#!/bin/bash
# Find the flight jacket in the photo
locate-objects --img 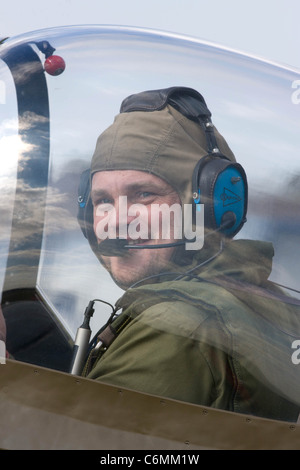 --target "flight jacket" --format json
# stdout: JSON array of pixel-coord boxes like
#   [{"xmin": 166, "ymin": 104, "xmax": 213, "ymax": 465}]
[{"xmin": 84, "ymin": 239, "xmax": 300, "ymax": 422}]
